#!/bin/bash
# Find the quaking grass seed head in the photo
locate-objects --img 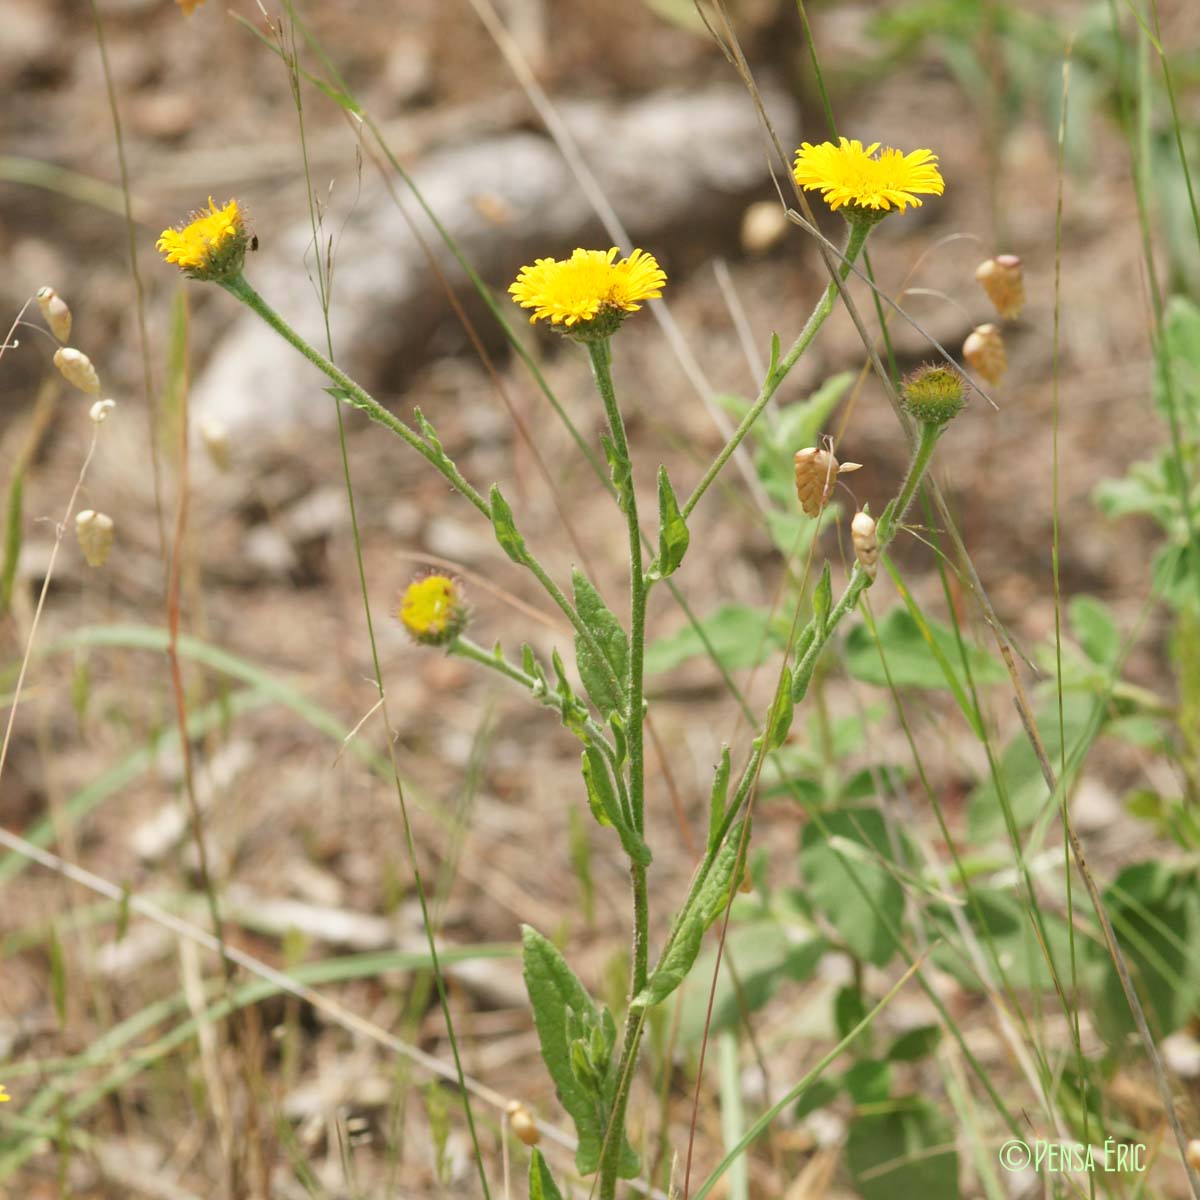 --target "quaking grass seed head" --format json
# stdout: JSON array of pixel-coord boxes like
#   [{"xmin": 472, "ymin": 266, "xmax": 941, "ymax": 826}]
[
  {"xmin": 851, "ymin": 510, "xmax": 879, "ymax": 580},
  {"xmin": 36, "ymin": 287, "xmax": 72, "ymax": 343},
  {"xmin": 963, "ymin": 323, "xmax": 1006, "ymax": 386},
  {"xmin": 900, "ymin": 364, "xmax": 968, "ymax": 427},
  {"xmin": 397, "ymin": 573, "xmax": 469, "ymax": 647},
  {"xmin": 76, "ymin": 510, "xmax": 115, "ymax": 567},
  {"xmin": 794, "ymin": 446, "xmax": 862, "ymax": 518},
  {"xmin": 975, "ymin": 254, "xmax": 1024, "ymax": 320},
  {"xmin": 508, "ymin": 247, "xmax": 666, "ymax": 342},
  {"xmin": 156, "ymin": 197, "xmax": 249, "ymax": 281},
  {"xmin": 53, "ymin": 347, "xmax": 101, "ymax": 395},
  {"xmin": 506, "ymin": 1101, "xmax": 540, "ymax": 1147}
]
